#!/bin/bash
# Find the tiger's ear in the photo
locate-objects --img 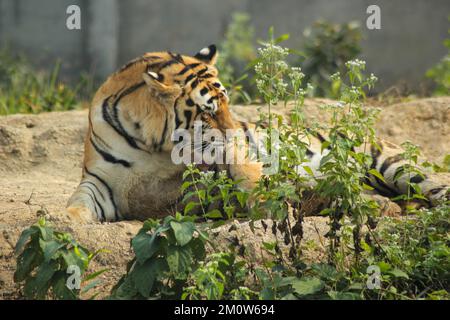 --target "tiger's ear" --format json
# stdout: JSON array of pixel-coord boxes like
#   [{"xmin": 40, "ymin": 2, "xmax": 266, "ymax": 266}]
[
  {"xmin": 194, "ymin": 44, "xmax": 218, "ymax": 65},
  {"xmin": 142, "ymin": 70, "xmax": 181, "ymax": 100}
]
